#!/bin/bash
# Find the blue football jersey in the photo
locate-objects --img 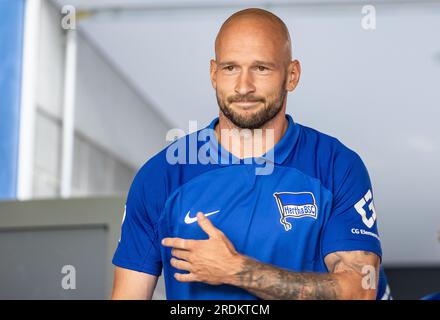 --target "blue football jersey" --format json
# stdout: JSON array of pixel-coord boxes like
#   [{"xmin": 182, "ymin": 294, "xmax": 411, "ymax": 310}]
[{"xmin": 112, "ymin": 114, "xmax": 392, "ymax": 300}]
